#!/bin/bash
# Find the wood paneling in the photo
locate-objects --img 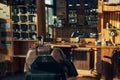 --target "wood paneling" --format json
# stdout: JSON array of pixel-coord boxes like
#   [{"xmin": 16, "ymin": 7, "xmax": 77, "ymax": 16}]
[{"xmin": 72, "ymin": 50, "xmax": 94, "ymax": 70}]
